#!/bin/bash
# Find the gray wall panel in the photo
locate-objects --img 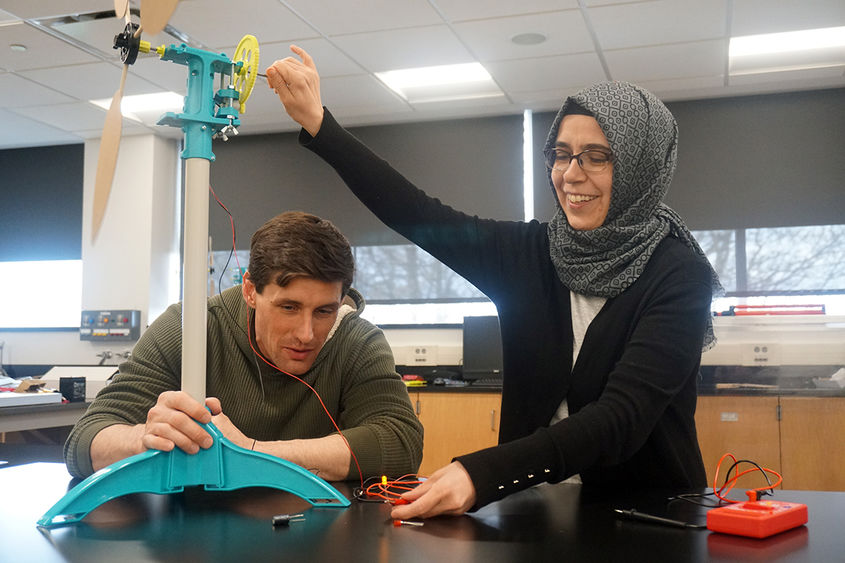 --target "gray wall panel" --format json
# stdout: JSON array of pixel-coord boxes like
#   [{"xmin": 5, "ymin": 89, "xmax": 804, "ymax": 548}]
[{"xmin": 208, "ymin": 114, "xmax": 524, "ymax": 250}]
